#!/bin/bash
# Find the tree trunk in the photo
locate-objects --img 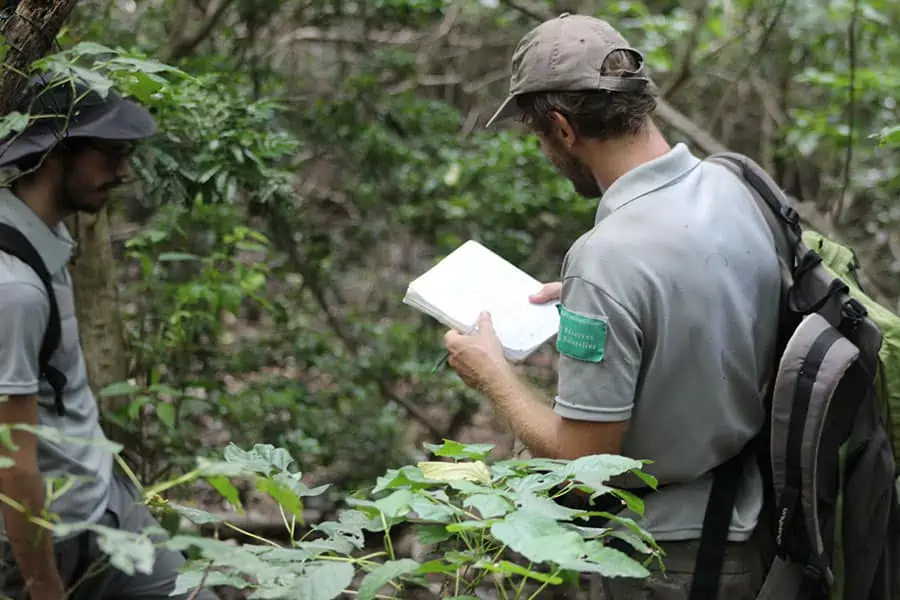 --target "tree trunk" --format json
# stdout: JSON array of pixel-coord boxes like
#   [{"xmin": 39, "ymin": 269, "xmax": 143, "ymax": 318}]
[
  {"xmin": 65, "ymin": 209, "xmax": 133, "ymax": 450},
  {"xmin": 0, "ymin": 0, "xmax": 80, "ymax": 113}
]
